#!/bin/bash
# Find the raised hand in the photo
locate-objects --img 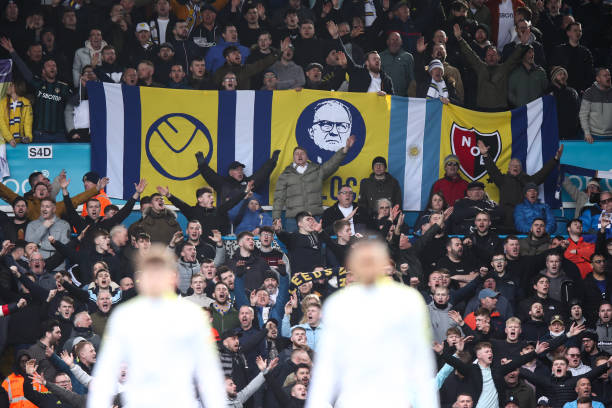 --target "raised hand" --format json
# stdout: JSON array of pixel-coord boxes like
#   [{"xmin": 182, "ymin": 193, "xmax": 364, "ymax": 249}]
[
  {"xmin": 46, "ymin": 289, "xmax": 57, "ymax": 303},
  {"xmin": 389, "ymin": 204, "xmax": 401, "ymax": 221},
  {"xmin": 170, "ymin": 231, "xmax": 184, "ymax": 247},
  {"xmin": 208, "ymin": 229, "xmax": 222, "ymax": 246},
  {"xmin": 29, "ymin": 371, "xmax": 46, "ymax": 386},
  {"xmin": 59, "ymin": 176, "xmax": 70, "ymax": 190},
  {"xmin": 250, "ymin": 290, "xmax": 258, "ymax": 306},
  {"xmin": 344, "ymin": 207, "xmax": 358, "ymax": 221},
  {"xmin": 416, "ymin": 36, "xmax": 427, "ymax": 53},
  {"xmin": 48, "ymin": 235, "xmax": 56, "ymax": 244},
  {"xmin": 343, "ymin": 134, "xmax": 356, "ymax": 152},
  {"xmin": 268, "ymin": 357, "xmax": 279, "ymax": 370},
  {"xmin": 535, "ymin": 341, "xmax": 550, "ymax": 354},
  {"xmin": 432, "ymin": 341, "xmax": 444, "ymax": 355},
  {"xmin": 453, "ymin": 23, "xmax": 462, "ymax": 39},
  {"xmin": 336, "ymin": 51, "xmax": 347, "ymax": 67},
  {"xmin": 456, "ymin": 335, "xmax": 473, "ymax": 352},
  {"xmin": 0, "ymin": 37, "xmax": 15, "ymax": 53},
  {"xmin": 17, "ymin": 298, "xmax": 27, "ymax": 308},
  {"xmin": 60, "ymin": 351, "xmax": 74, "ymax": 367},
  {"xmin": 443, "ymin": 206, "xmax": 454, "ymax": 221},
  {"xmin": 0, "ymin": 240, "xmax": 14, "ymax": 256},
  {"xmin": 477, "ymin": 140, "xmax": 489, "ymax": 156},
  {"xmin": 280, "ymin": 37, "xmax": 291, "ymax": 52},
  {"xmin": 448, "ymin": 310, "xmax": 463, "ymax": 325},
  {"xmin": 327, "ymin": 21, "xmax": 339, "ymax": 39},
  {"xmin": 313, "ymin": 219, "xmax": 323, "ymax": 233},
  {"xmin": 97, "ymin": 177, "xmax": 110, "ymax": 191},
  {"xmin": 255, "ymin": 356, "xmax": 267, "ymax": 371},
  {"xmin": 273, "ymin": 218, "xmax": 282, "ymax": 232},
  {"xmin": 567, "ymin": 322, "xmax": 585, "ymax": 338},
  {"xmin": 134, "ymin": 179, "xmax": 147, "ymax": 195},
  {"xmin": 77, "ymin": 224, "xmax": 90, "ymax": 242},
  {"xmin": 245, "ymin": 180, "xmax": 255, "ymax": 193},
  {"xmin": 284, "ymin": 300, "xmax": 294, "ymax": 316},
  {"xmin": 9, "ymin": 266, "xmax": 21, "ymax": 278},
  {"xmin": 156, "ymin": 185, "xmax": 170, "ymax": 197}
]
